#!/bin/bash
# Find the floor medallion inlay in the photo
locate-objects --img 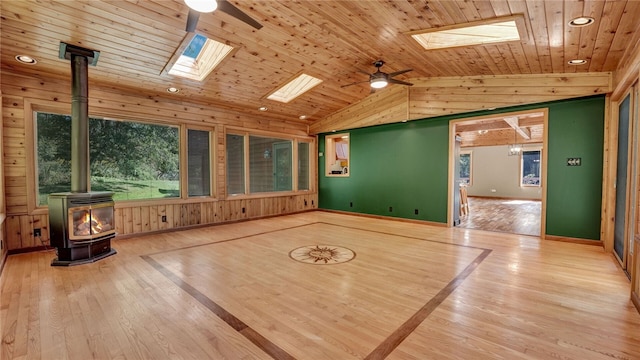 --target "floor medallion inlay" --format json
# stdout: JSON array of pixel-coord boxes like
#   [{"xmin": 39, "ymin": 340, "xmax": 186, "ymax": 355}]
[{"xmin": 289, "ymin": 245, "xmax": 355, "ymax": 264}]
